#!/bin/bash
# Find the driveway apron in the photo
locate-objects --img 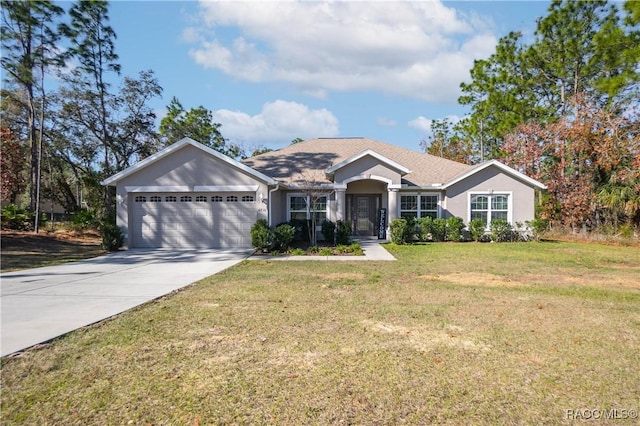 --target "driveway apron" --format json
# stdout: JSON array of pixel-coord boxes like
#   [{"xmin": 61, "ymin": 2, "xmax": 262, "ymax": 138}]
[{"xmin": 0, "ymin": 249, "xmax": 252, "ymax": 357}]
